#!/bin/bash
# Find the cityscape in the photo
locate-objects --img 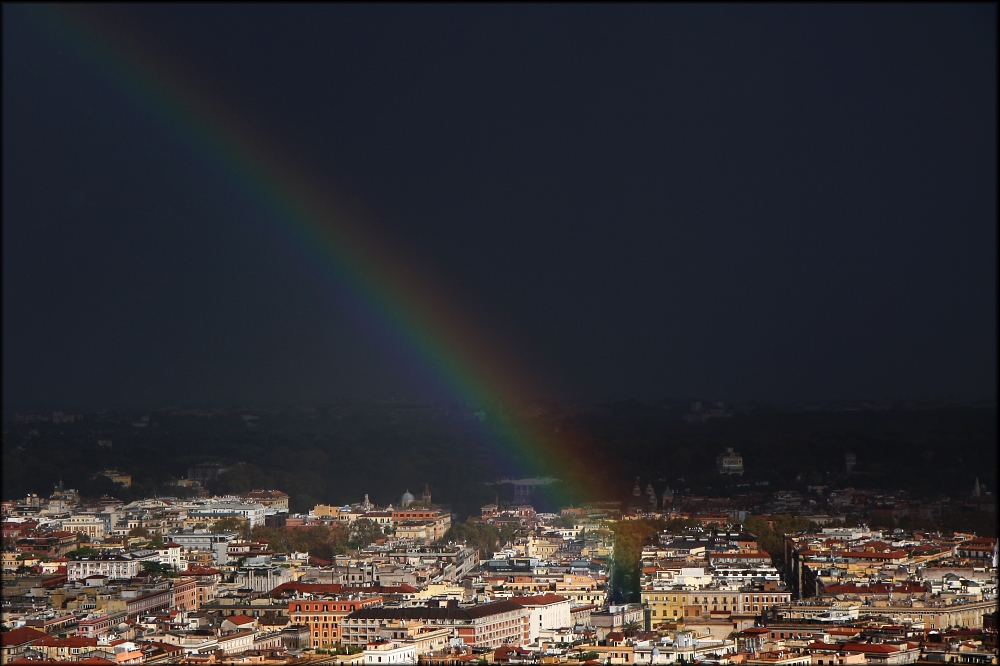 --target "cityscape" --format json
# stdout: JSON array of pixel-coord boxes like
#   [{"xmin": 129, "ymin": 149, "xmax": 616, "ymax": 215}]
[
  {"xmin": 1, "ymin": 401, "xmax": 995, "ymax": 664},
  {"xmin": 3, "ymin": 4, "xmax": 996, "ymax": 666}
]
